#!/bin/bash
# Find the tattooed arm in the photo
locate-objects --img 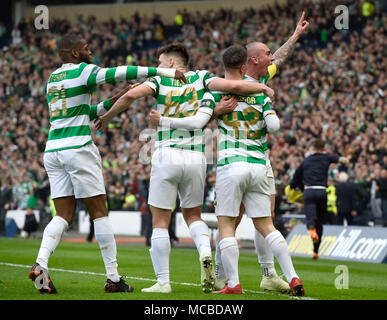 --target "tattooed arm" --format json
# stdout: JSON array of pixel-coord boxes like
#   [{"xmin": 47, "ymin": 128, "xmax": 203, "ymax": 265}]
[{"xmin": 273, "ymin": 11, "xmax": 309, "ymax": 69}]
